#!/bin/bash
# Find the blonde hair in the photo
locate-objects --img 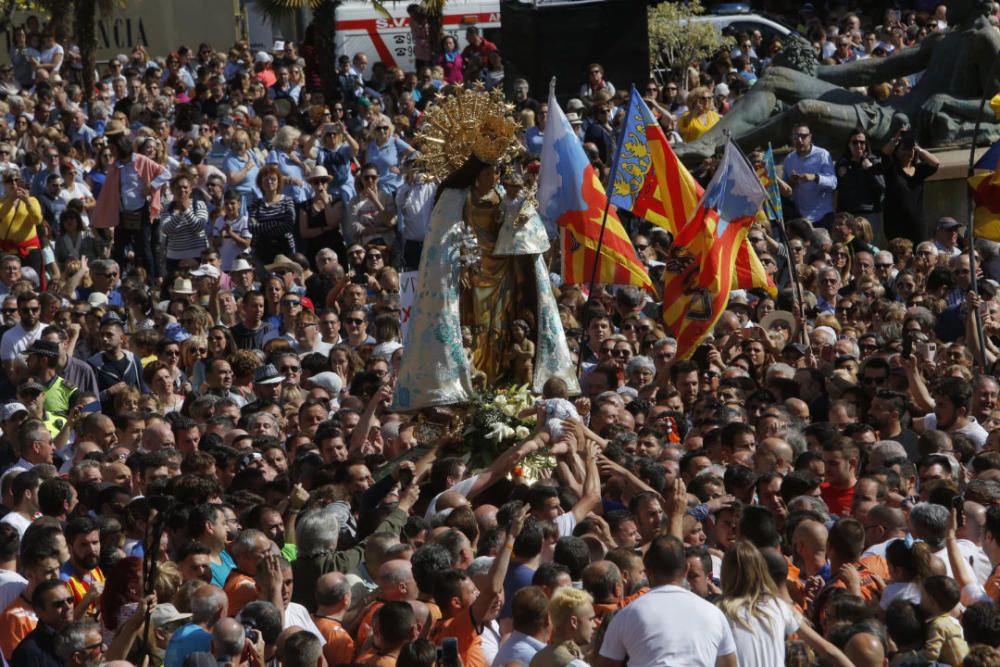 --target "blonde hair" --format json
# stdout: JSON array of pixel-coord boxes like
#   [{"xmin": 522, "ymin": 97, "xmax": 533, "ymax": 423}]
[
  {"xmin": 549, "ymin": 587, "xmax": 592, "ymax": 628},
  {"xmin": 718, "ymin": 541, "xmax": 780, "ymax": 631}
]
